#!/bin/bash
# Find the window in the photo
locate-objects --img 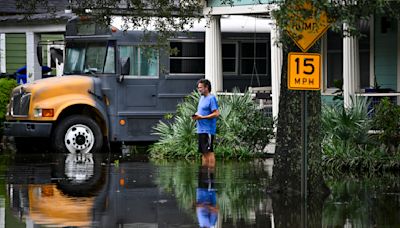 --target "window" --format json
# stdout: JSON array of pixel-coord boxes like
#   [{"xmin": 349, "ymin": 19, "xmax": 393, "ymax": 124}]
[
  {"xmin": 240, "ymin": 42, "xmax": 269, "ymax": 75},
  {"xmin": 64, "ymin": 41, "xmax": 115, "ymax": 75},
  {"xmin": 326, "ymin": 30, "xmax": 343, "ymax": 88},
  {"xmin": 325, "ymin": 24, "xmax": 370, "ymax": 90},
  {"xmin": 359, "ymin": 21, "xmax": 370, "ymax": 89},
  {"xmin": 222, "ymin": 43, "xmax": 237, "ymax": 74},
  {"xmin": 119, "ymin": 46, "xmax": 159, "ymax": 77},
  {"xmin": 170, "ymin": 42, "xmax": 205, "ymax": 74}
]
